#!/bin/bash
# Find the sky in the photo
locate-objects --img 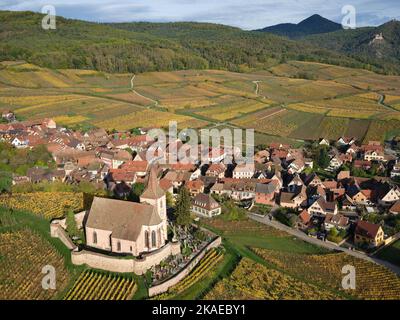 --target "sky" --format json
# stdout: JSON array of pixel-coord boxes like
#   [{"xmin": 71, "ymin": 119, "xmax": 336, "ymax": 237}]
[{"xmin": 0, "ymin": 0, "xmax": 398, "ymax": 29}]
